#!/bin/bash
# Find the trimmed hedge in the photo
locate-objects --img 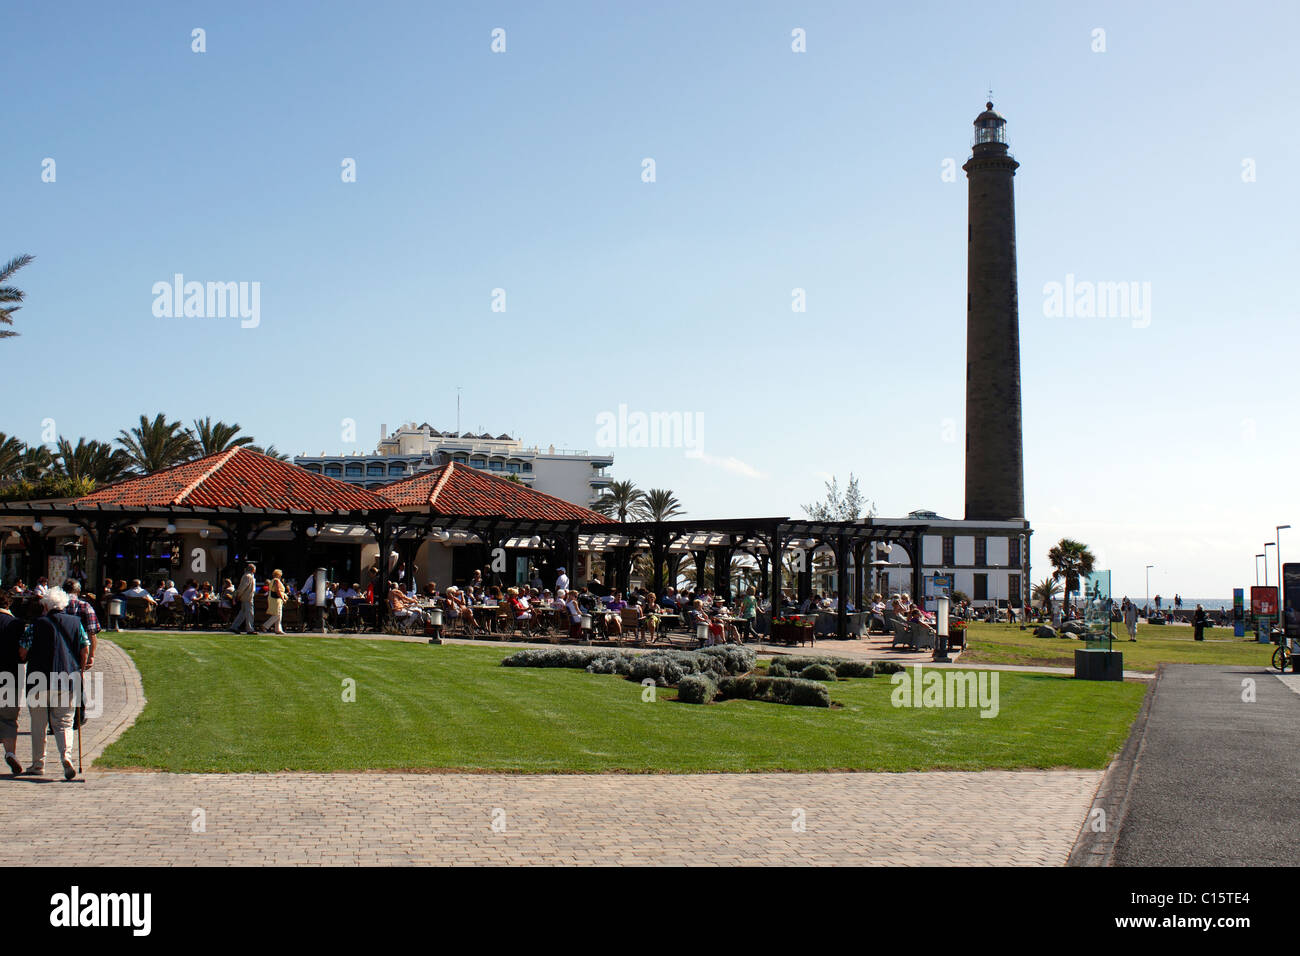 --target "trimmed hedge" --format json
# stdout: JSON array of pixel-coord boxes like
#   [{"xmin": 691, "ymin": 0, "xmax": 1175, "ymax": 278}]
[
  {"xmin": 677, "ymin": 673, "xmax": 718, "ymax": 704},
  {"xmin": 873, "ymin": 661, "xmax": 905, "ymax": 675},
  {"xmin": 717, "ymin": 676, "xmax": 830, "ymax": 708},
  {"xmin": 501, "ymin": 648, "xmax": 615, "ymax": 669},
  {"xmin": 798, "ymin": 663, "xmax": 838, "ymax": 682},
  {"xmin": 772, "ymin": 656, "xmax": 876, "ymax": 679}
]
